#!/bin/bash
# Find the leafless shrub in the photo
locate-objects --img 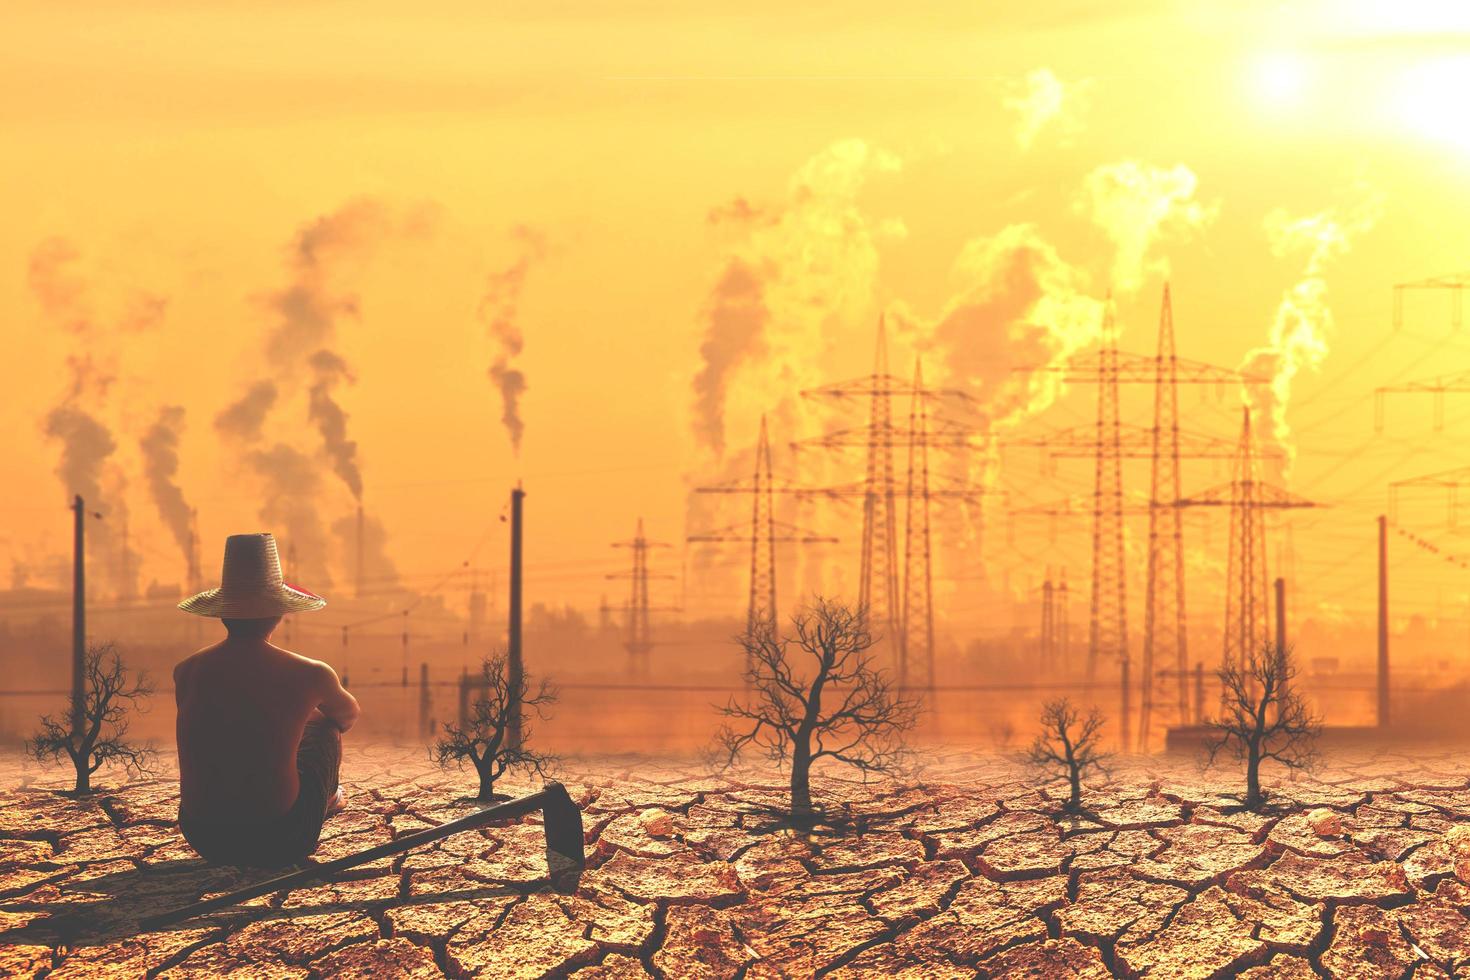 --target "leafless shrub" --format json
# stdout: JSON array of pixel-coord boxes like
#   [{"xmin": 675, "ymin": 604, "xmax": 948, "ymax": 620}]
[
  {"xmin": 1025, "ymin": 697, "xmax": 1108, "ymax": 813},
  {"xmin": 432, "ymin": 653, "xmax": 557, "ymax": 801},
  {"xmin": 1205, "ymin": 643, "xmax": 1321, "ymax": 811},
  {"xmin": 712, "ymin": 597, "xmax": 921, "ymax": 824},
  {"xmin": 29, "ymin": 642, "xmax": 155, "ymax": 794}
]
